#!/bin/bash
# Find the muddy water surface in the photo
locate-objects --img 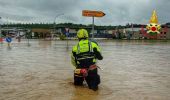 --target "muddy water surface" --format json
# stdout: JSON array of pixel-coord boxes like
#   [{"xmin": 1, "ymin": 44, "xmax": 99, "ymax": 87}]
[{"xmin": 0, "ymin": 40, "xmax": 170, "ymax": 100}]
